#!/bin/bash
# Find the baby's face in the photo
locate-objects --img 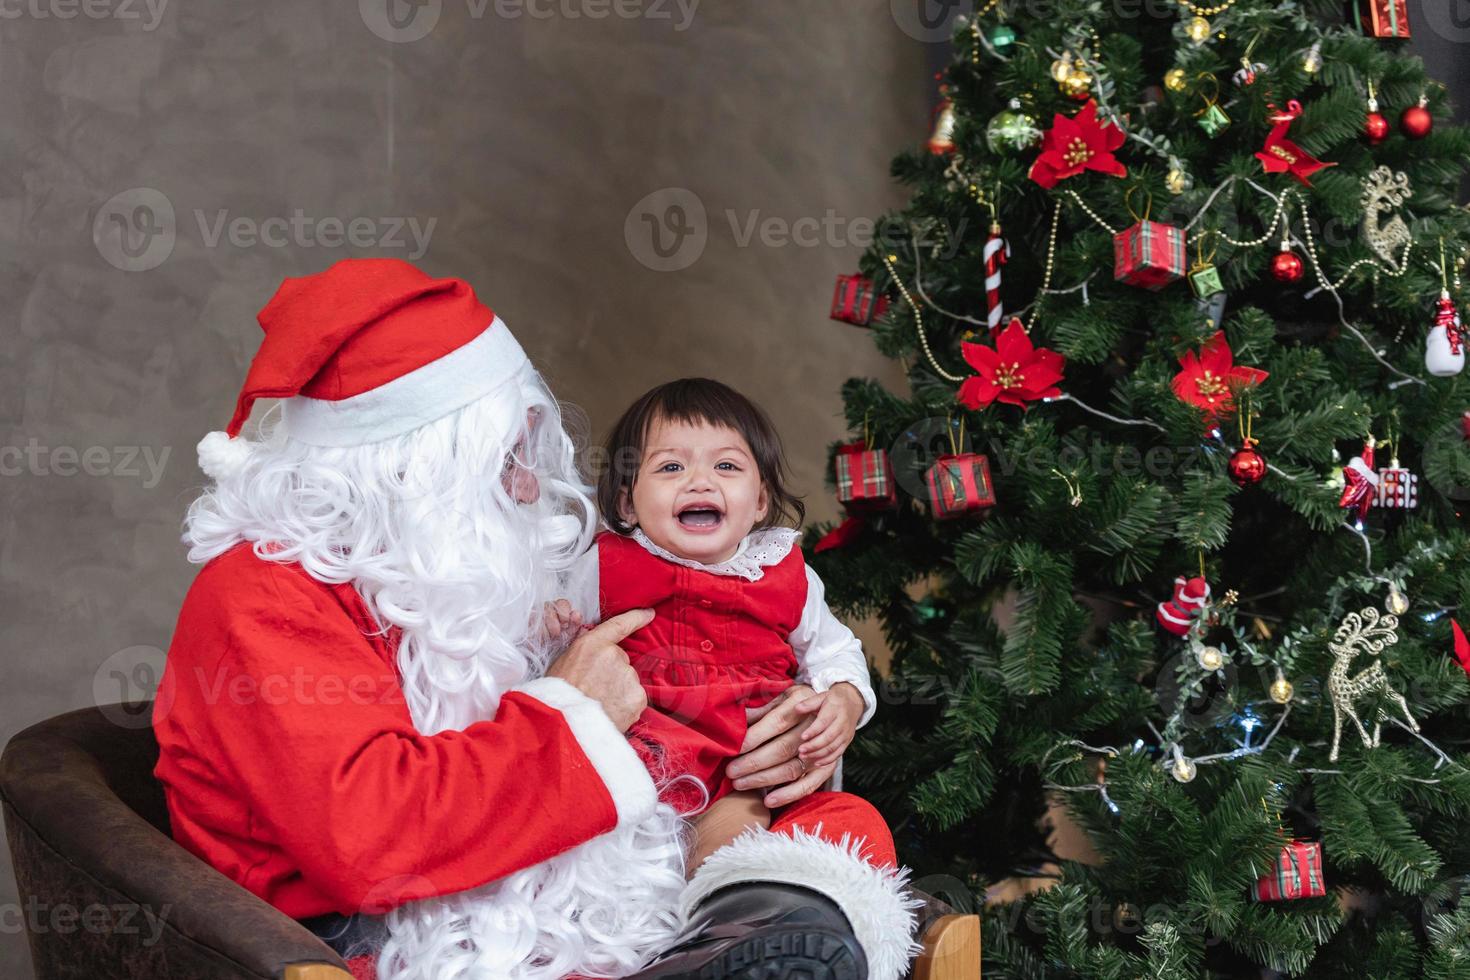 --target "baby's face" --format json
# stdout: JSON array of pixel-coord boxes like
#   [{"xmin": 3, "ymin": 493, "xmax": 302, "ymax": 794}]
[{"xmin": 620, "ymin": 417, "xmax": 769, "ymax": 564}]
